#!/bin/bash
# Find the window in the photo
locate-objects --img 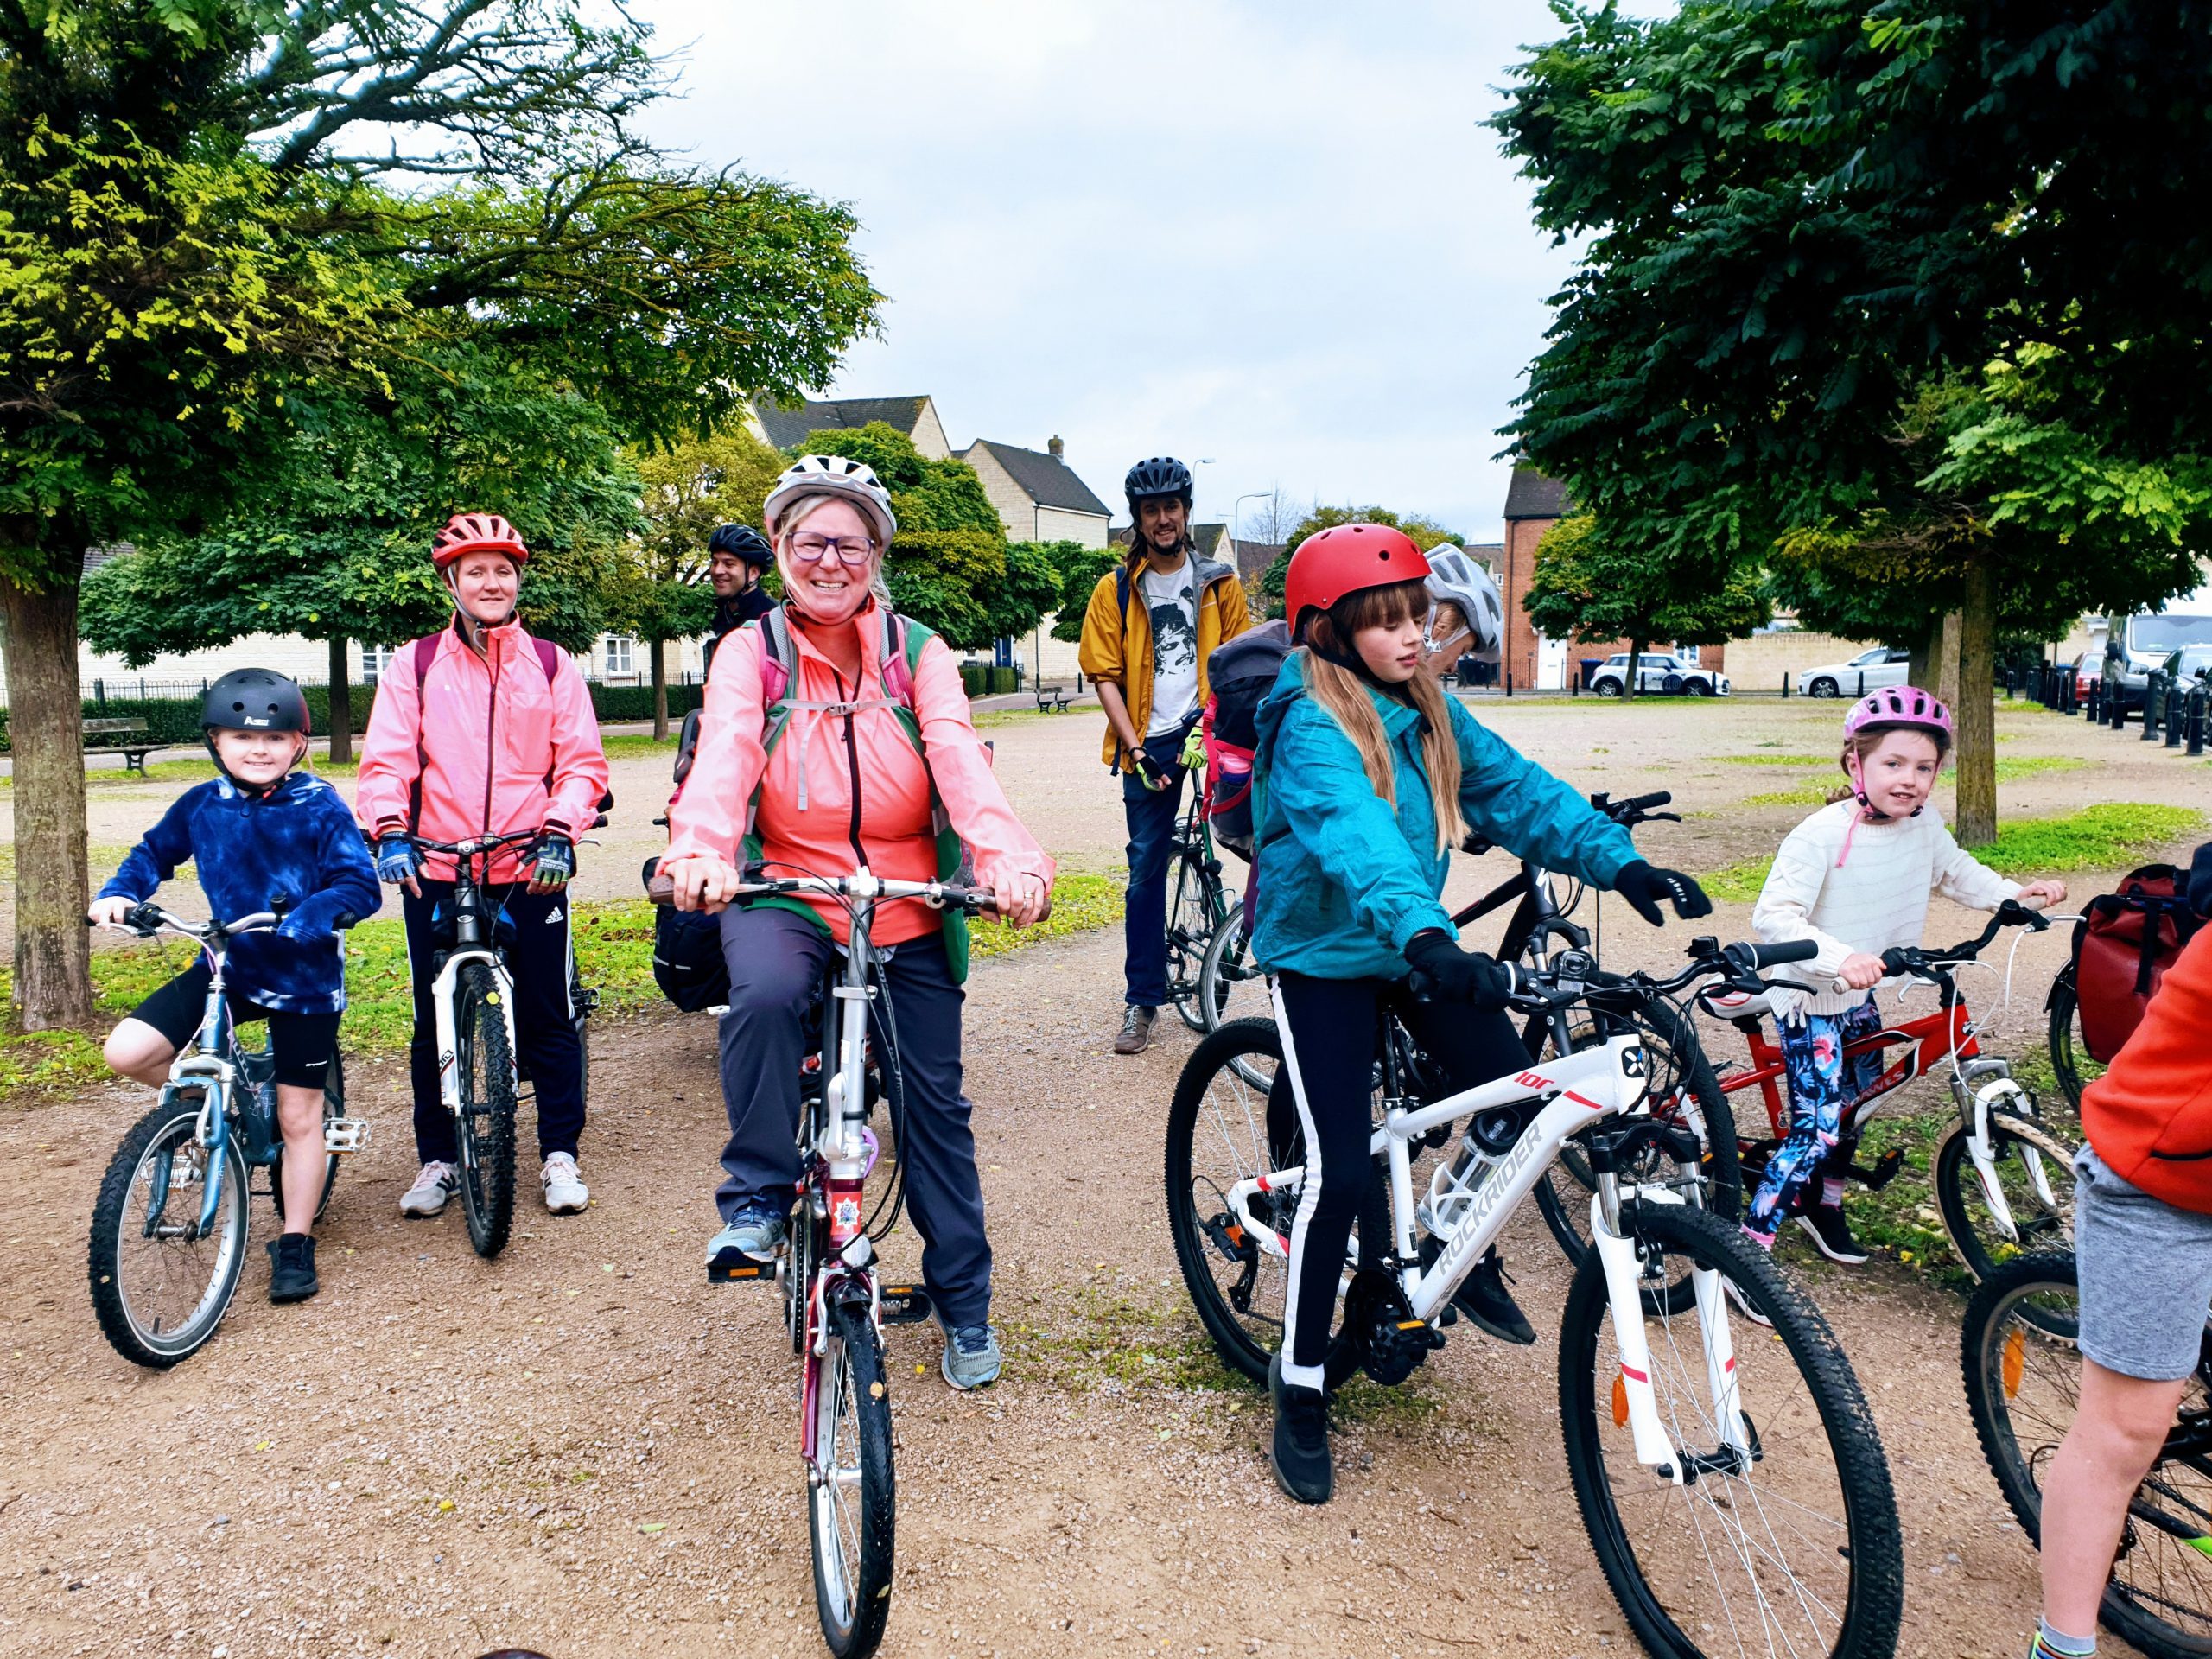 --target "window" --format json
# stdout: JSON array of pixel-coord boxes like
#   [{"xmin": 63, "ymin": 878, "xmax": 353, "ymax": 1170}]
[
  {"xmin": 1851, "ymin": 648, "xmax": 1888, "ymax": 666},
  {"xmin": 361, "ymin": 644, "xmax": 393, "ymax": 686},
  {"xmin": 605, "ymin": 635, "xmax": 635, "ymax": 677}
]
